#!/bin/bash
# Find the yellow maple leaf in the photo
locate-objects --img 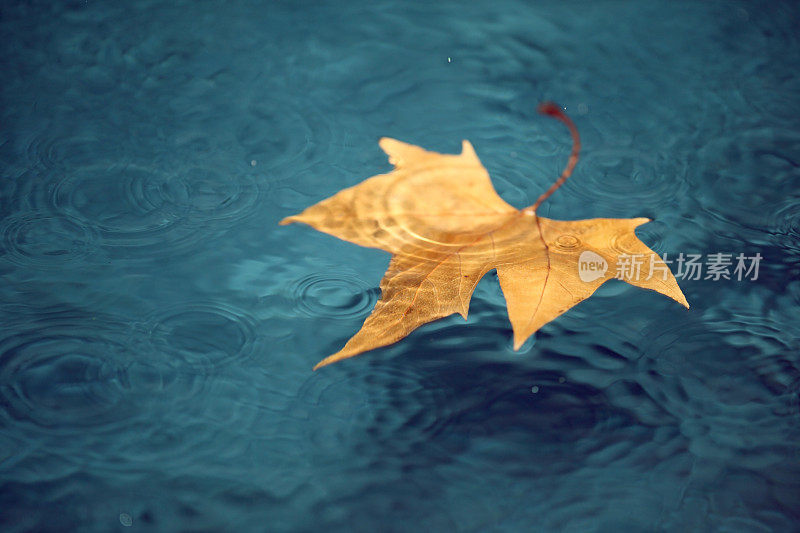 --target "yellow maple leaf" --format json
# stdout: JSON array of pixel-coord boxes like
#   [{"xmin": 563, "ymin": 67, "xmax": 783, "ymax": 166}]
[{"xmin": 281, "ymin": 103, "xmax": 689, "ymax": 369}]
